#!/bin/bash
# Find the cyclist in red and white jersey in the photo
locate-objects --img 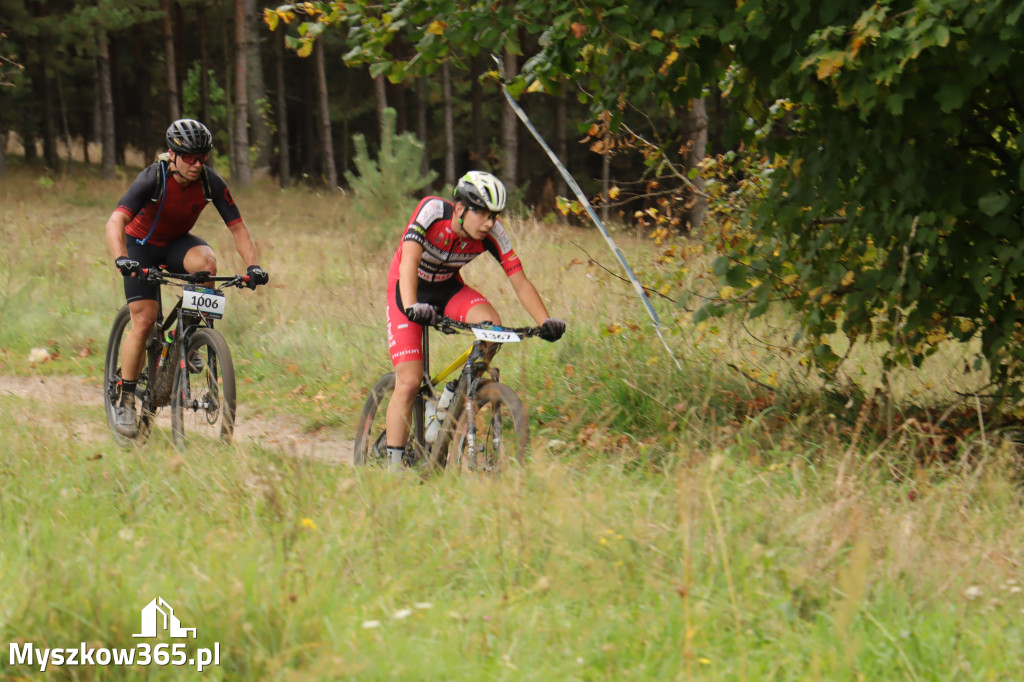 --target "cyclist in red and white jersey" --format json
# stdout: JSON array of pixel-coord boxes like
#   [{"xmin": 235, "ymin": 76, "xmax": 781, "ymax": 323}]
[
  {"xmin": 104, "ymin": 119, "xmax": 269, "ymax": 438},
  {"xmin": 384, "ymin": 170, "xmax": 566, "ymax": 470}
]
